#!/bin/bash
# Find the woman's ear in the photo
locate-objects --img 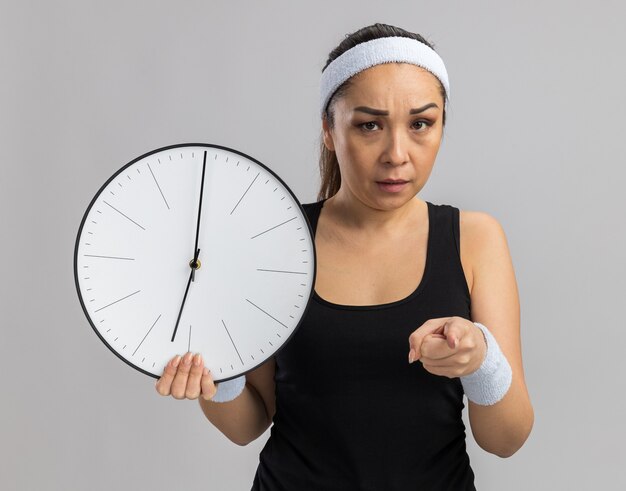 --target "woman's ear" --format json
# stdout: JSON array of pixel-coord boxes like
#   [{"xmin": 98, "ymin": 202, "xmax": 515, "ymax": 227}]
[{"xmin": 322, "ymin": 115, "xmax": 335, "ymax": 152}]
